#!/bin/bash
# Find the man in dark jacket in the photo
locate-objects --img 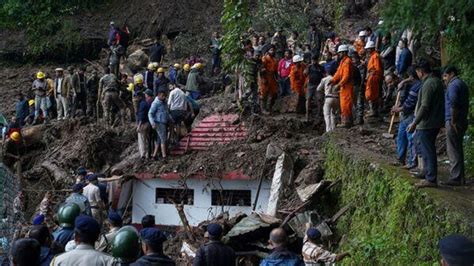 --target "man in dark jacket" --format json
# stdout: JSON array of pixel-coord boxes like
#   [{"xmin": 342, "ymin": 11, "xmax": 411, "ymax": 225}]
[
  {"xmin": 396, "ymin": 38, "xmax": 412, "ymax": 77},
  {"xmin": 260, "ymin": 228, "xmax": 304, "ymax": 266},
  {"xmin": 15, "ymin": 93, "xmax": 29, "ymax": 127},
  {"xmin": 131, "ymin": 228, "xmax": 174, "ymax": 266},
  {"xmin": 71, "ymin": 66, "xmax": 88, "ymax": 117},
  {"xmin": 149, "ymin": 40, "xmax": 166, "ymax": 65},
  {"xmin": 193, "ymin": 223, "xmax": 235, "ymax": 266},
  {"xmin": 305, "ymin": 55, "xmax": 324, "ymax": 122},
  {"xmin": 408, "ymin": 60, "xmax": 445, "ymax": 188},
  {"xmin": 28, "ymin": 225, "xmax": 59, "ymax": 266}
]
